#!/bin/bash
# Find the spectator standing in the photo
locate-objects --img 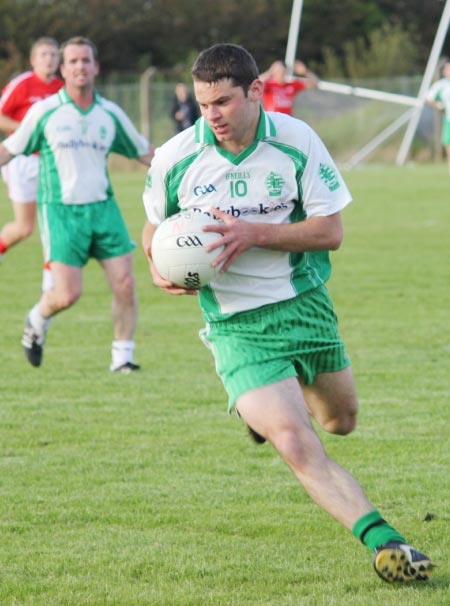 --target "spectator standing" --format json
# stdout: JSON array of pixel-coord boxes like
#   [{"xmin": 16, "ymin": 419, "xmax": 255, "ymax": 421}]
[
  {"xmin": 171, "ymin": 82, "xmax": 199, "ymax": 133},
  {"xmin": 426, "ymin": 60, "xmax": 450, "ymax": 171}
]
